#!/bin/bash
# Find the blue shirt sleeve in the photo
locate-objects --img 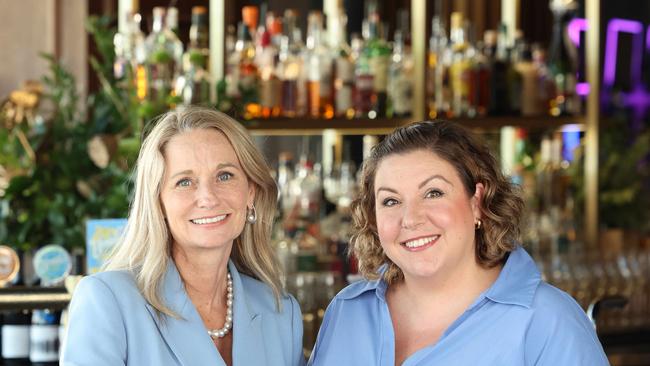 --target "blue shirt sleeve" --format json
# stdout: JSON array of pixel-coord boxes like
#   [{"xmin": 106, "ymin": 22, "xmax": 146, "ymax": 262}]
[
  {"xmin": 61, "ymin": 276, "xmax": 127, "ymax": 366},
  {"xmin": 524, "ymin": 283, "xmax": 609, "ymax": 366}
]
